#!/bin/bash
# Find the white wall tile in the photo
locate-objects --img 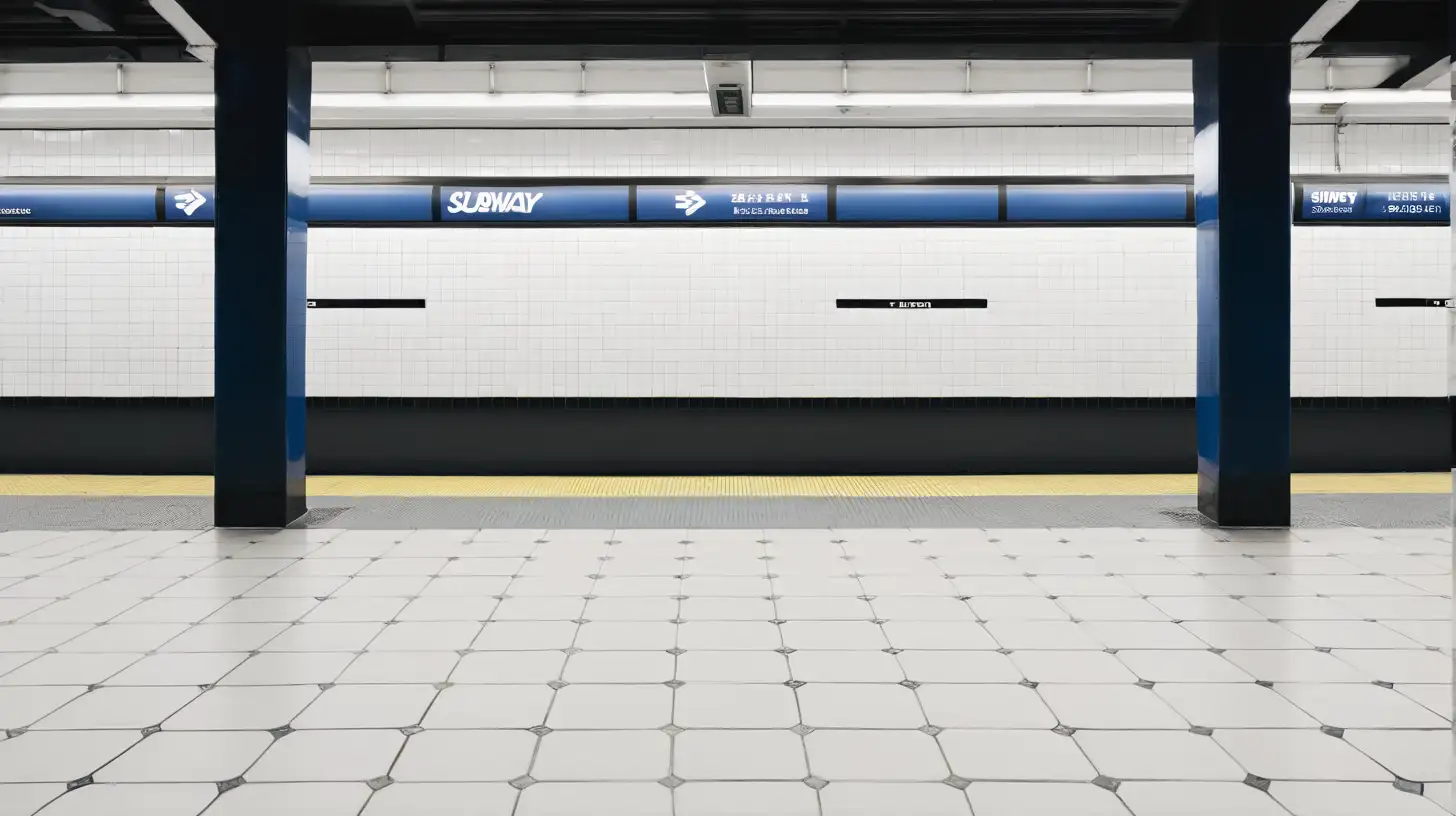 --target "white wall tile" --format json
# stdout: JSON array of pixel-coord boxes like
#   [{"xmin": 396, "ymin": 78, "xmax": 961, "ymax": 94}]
[
  {"xmin": 0, "ymin": 130, "xmax": 215, "ymax": 177},
  {"xmin": 0, "ymin": 226, "xmax": 213, "ymax": 397},
  {"xmin": 1292, "ymin": 227, "xmax": 1448, "ymax": 397},
  {"xmin": 1, "ymin": 125, "xmax": 1442, "ymax": 178},
  {"xmin": 2, "ymin": 224, "xmax": 1445, "ymax": 399},
  {"xmin": 303, "ymin": 227, "xmax": 1195, "ymax": 398}
]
